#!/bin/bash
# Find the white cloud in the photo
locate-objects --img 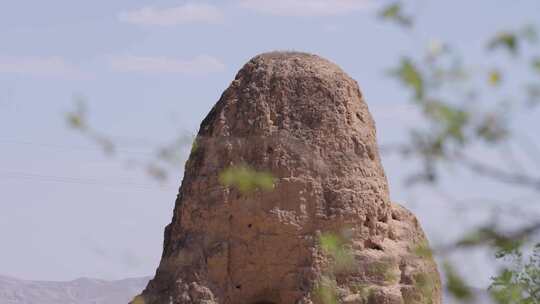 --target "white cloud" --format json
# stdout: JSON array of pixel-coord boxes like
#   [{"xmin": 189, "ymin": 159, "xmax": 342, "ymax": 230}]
[
  {"xmin": 118, "ymin": 3, "xmax": 224, "ymax": 26},
  {"xmin": 110, "ymin": 55, "xmax": 226, "ymax": 75},
  {"xmin": 239, "ymin": 0, "xmax": 372, "ymax": 17},
  {"xmin": 0, "ymin": 56, "xmax": 81, "ymax": 77}
]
